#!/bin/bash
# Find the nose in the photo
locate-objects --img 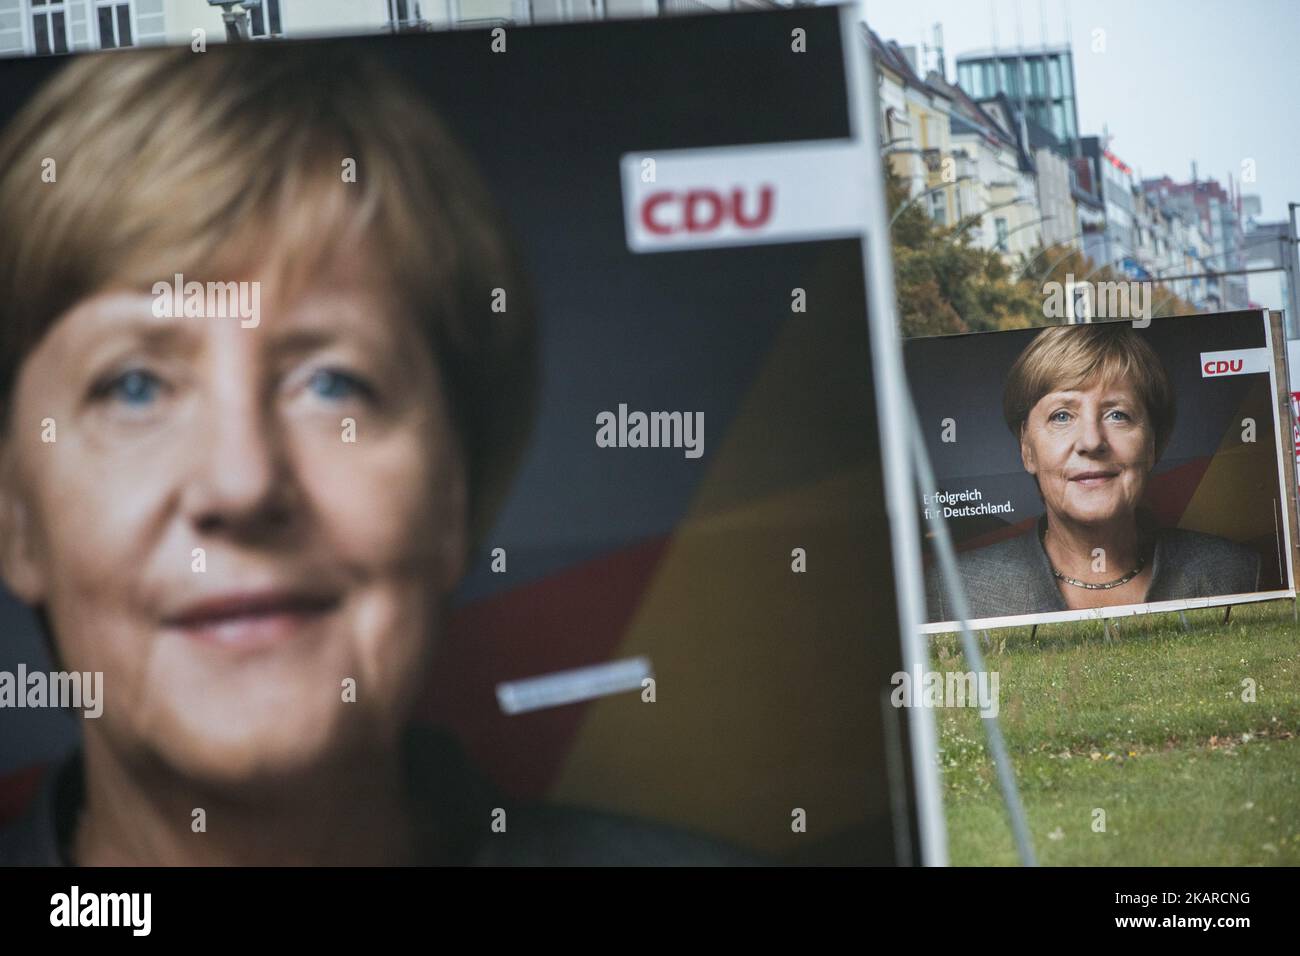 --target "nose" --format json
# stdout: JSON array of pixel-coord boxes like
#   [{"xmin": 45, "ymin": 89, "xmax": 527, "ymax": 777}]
[
  {"xmin": 1074, "ymin": 412, "xmax": 1108, "ymax": 456},
  {"xmin": 179, "ymin": 379, "xmax": 295, "ymax": 538}
]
